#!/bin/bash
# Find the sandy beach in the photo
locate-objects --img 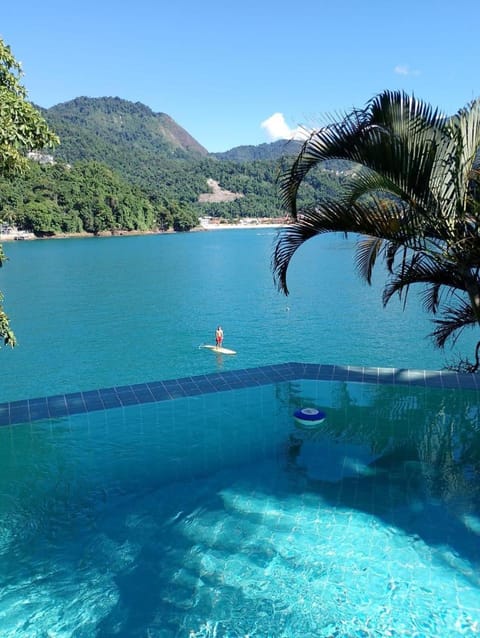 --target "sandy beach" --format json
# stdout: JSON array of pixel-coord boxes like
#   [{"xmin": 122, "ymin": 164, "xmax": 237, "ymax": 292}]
[
  {"xmin": 198, "ymin": 221, "xmax": 285, "ymax": 231},
  {"xmin": 0, "ymin": 219, "xmax": 288, "ymax": 241}
]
